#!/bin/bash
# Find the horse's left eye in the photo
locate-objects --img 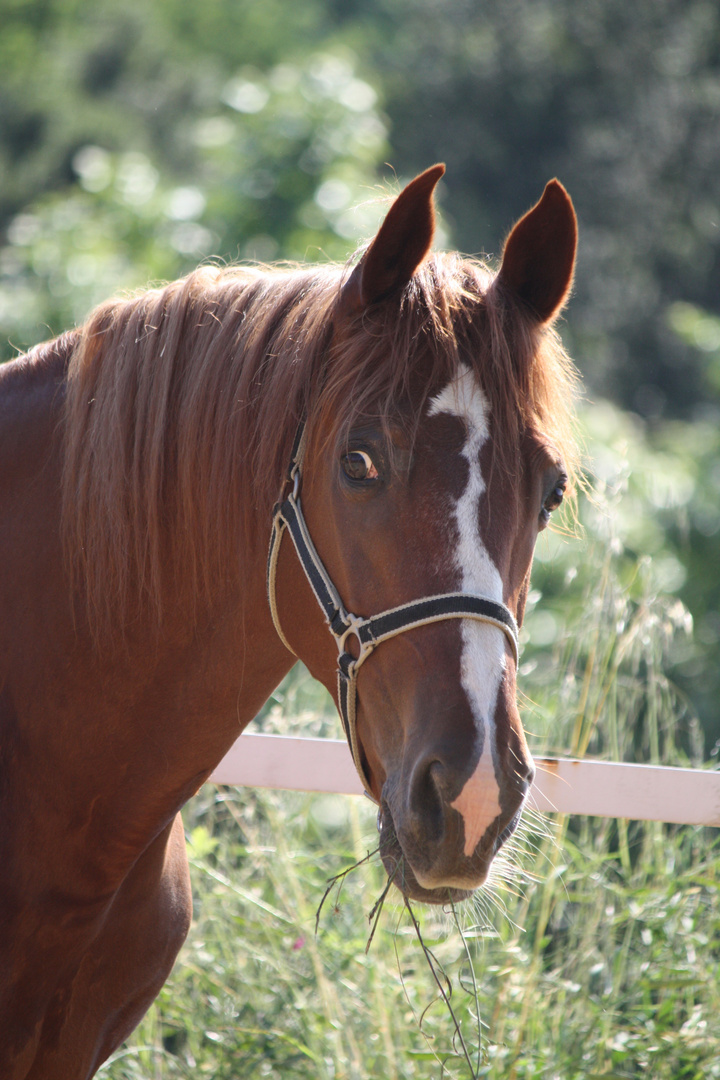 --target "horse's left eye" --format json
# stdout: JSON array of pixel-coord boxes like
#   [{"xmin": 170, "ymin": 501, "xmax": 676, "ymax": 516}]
[
  {"xmin": 341, "ymin": 450, "xmax": 379, "ymax": 481},
  {"xmin": 541, "ymin": 476, "xmax": 567, "ymax": 523}
]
